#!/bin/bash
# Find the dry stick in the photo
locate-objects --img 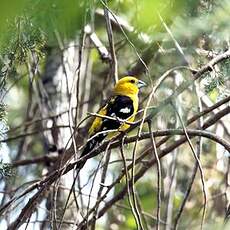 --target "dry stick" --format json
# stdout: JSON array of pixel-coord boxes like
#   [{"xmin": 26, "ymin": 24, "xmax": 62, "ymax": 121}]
[
  {"xmin": 6, "ymin": 50, "xmax": 230, "ymax": 228},
  {"xmin": 126, "ymin": 54, "xmax": 168, "ymax": 229},
  {"xmin": 116, "ymin": 203, "xmax": 168, "ymax": 226},
  {"xmin": 4, "ymin": 103, "xmax": 89, "ymax": 135},
  {"xmin": 77, "ymin": 92, "xmax": 230, "ymax": 228},
  {"xmin": 54, "ymin": 33, "xmax": 79, "ymax": 216},
  {"xmin": 80, "ymin": 104, "xmax": 230, "ymax": 224},
  {"xmin": 103, "ymin": 0, "xmax": 118, "ymax": 83},
  {"xmin": 71, "ymin": 128, "xmax": 230, "ymax": 229},
  {"xmin": 85, "ymin": 24, "xmax": 110, "ymax": 62},
  {"xmin": 148, "ymin": 121, "xmax": 162, "ymax": 230},
  {"xmin": 0, "ymin": 125, "xmax": 75, "ymax": 143},
  {"xmin": 57, "ymin": 163, "xmax": 84, "ymax": 229},
  {"xmin": 202, "ymin": 105, "xmax": 230, "ymax": 129},
  {"xmin": 120, "ymin": 137, "xmax": 140, "ymax": 229},
  {"xmin": 62, "ymin": 31, "xmax": 85, "ymax": 218},
  {"xmin": 56, "ymin": 122, "xmax": 90, "ymax": 229},
  {"xmin": 4, "ymin": 93, "xmax": 229, "ymax": 144},
  {"xmin": 12, "ymin": 154, "xmax": 58, "ymax": 167},
  {"xmin": 5, "ymin": 125, "xmax": 230, "ymax": 228},
  {"xmin": 3, "ymin": 125, "xmax": 230, "ymax": 222},
  {"xmin": 173, "ymin": 82, "xmax": 204, "ymax": 229},
  {"xmin": 68, "ymin": 26, "xmax": 87, "ymax": 227},
  {"xmin": 4, "ymin": 115, "xmax": 71, "ymax": 135},
  {"xmin": 100, "ymin": 0, "xmax": 150, "ymax": 76},
  {"xmin": 157, "ymin": 12, "xmax": 192, "ymax": 69},
  {"xmin": 78, "ymin": 155, "xmax": 106, "ymax": 229},
  {"xmin": 165, "ymin": 72, "xmax": 182, "ymax": 230},
  {"xmin": 129, "ymin": 83, "xmax": 156, "ymax": 230},
  {"xmin": 86, "ymin": 108, "xmax": 230, "ymax": 228},
  {"xmin": 11, "ymin": 95, "xmax": 230, "ymax": 168},
  {"xmin": 91, "ymin": 148, "xmax": 112, "ymax": 230},
  {"xmin": 145, "ymin": 49, "xmax": 230, "ymax": 120},
  {"xmin": 75, "ymin": 23, "xmax": 88, "ymax": 125},
  {"xmin": 101, "ymin": 1, "xmax": 151, "ymax": 227},
  {"xmin": 51, "ymin": 182, "xmax": 58, "ymax": 230},
  {"xmin": 85, "ymin": 156, "xmax": 104, "ymax": 230},
  {"xmin": 172, "ymin": 102, "xmax": 207, "ymax": 230},
  {"xmin": 203, "ymin": 103, "xmax": 230, "ymax": 139},
  {"xmin": 187, "ymin": 95, "xmax": 230, "ymax": 125},
  {"xmin": 130, "ymin": 146, "xmax": 145, "ymax": 230},
  {"xmin": 135, "ymin": 193, "xmax": 149, "ymax": 230},
  {"xmin": 78, "ymin": 36, "xmax": 93, "ymax": 124}
]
